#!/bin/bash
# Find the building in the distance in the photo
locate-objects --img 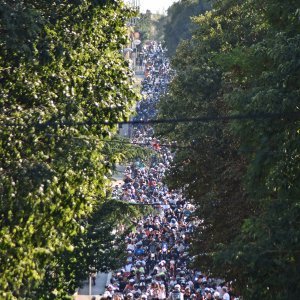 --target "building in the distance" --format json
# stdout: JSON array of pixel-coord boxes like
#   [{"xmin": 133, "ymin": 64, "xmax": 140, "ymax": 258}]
[
  {"xmin": 123, "ymin": 0, "xmax": 141, "ymax": 72},
  {"xmin": 119, "ymin": 0, "xmax": 142, "ymax": 138},
  {"xmin": 125, "ymin": 0, "xmax": 140, "ymax": 26}
]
